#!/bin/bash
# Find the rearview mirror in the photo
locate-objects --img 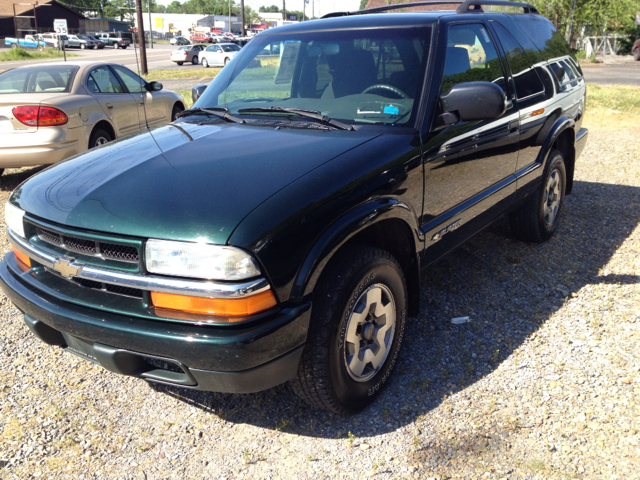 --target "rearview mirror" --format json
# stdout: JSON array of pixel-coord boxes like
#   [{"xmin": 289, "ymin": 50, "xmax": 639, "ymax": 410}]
[
  {"xmin": 436, "ymin": 81, "xmax": 506, "ymax": 128},
  {"xmin": 192, "ymin": 84, "xmax": 207, "ymax": 104}
]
